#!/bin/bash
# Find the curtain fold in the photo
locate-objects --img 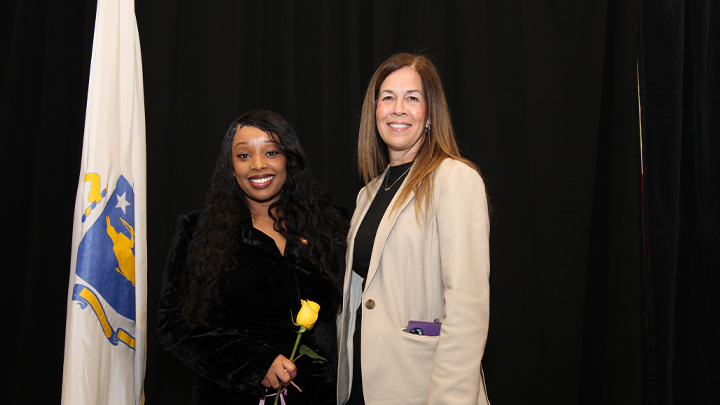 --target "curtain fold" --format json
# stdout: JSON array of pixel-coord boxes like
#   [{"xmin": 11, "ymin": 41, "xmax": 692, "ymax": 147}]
[{"xmin": 638, "ymin": 1, "xmax": 720, "ymax": 403}]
